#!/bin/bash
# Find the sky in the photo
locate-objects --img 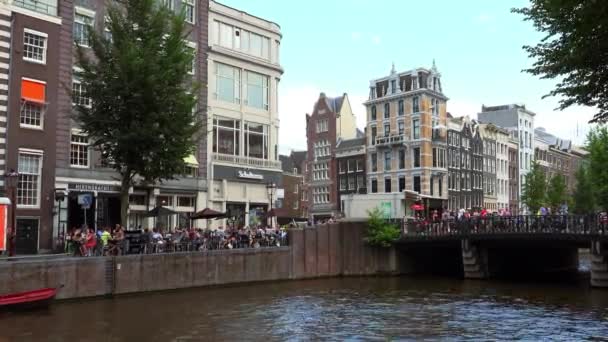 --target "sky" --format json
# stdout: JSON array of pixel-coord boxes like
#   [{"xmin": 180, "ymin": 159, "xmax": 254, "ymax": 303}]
[{"xmin": 221, "ymin": 0, "xmax": 596, "ymax": 154}]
